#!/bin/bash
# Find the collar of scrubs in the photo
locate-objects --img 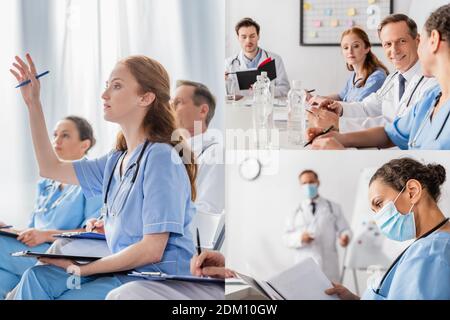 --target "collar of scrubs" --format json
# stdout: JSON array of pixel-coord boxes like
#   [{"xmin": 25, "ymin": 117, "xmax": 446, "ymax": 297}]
[
  {"xmin": 35, "ymin": 180, "xmax": 77, "ymax": 213},
  {"xmin": 241, "ymin": 48, "xmax": 263, "ymax": 69},
  {"xmin": 114, "ymin": 141, "xmax": 149, "ymax": 181}
]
